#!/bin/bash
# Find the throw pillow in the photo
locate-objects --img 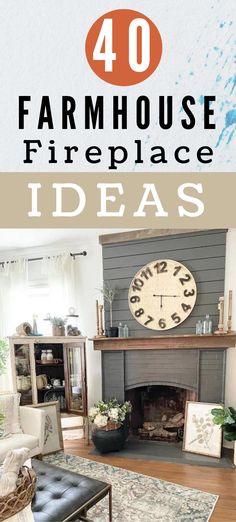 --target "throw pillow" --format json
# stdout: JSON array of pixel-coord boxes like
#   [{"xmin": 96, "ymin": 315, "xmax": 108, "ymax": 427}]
[
  {"xmin": 11, "ymin": 393, "xmax": 23, "ymax": 434},
  {"xmin": 0, "ymin": 392, "xmax": 22, "ymax": 435},
  {"xmin": 0, "ymin": 447, "xmax": 30, "ymax": 496},
  {"xmin": 0, "ymin": 394, "xmax": 14, "ymax": 438}
]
